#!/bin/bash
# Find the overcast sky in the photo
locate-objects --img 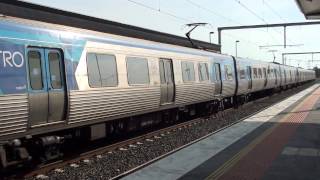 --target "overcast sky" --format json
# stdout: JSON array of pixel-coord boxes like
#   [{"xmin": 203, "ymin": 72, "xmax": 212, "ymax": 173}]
[{"xmin": 23, "ymin": 0, "xmax": 320, "ymax": 68}]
